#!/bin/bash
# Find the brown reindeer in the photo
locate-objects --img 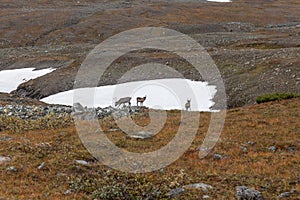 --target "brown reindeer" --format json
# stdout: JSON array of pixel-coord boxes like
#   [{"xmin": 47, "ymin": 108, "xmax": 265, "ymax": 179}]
[
  {"xmin": 136, "ymin": 96, "xmax": 146, "ymax": 106},
  {"xmin": 185, "ymin": 99, "xmax": 191, "ymax": 111},
  {"xmin": 115, "ymin": 97, "xmax": 131, "ymax": 107}
]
